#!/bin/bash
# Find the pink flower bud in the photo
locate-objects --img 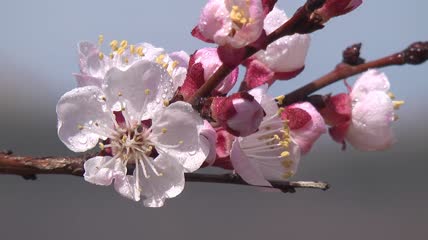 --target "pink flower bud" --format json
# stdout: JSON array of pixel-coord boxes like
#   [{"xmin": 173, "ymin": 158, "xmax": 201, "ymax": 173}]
[
  {"xmin": 320, "ymin": 70, "xmax": 399, "ymax": 151},
  {"xmin": 317, "ymin": 0, "xmax": 362, "ymax": 22},
  {"xmin": 179, "ymin": 48, "xmax": 239, "ymax": 100},
  {"xmin": 210, "ymin": 92, "xmax": 265, "ymax": 137},
  {"xmin": 192, "ymin": 0, "xmax": 266, "ymax": 48}
]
